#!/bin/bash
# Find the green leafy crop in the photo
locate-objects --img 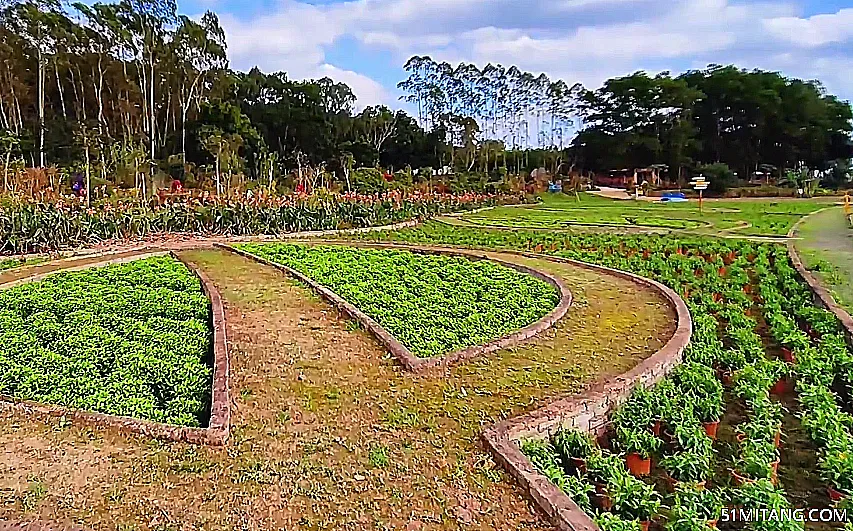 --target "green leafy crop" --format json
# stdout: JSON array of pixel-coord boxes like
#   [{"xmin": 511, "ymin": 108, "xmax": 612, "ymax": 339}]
[
  {"xmin": 236, "ymin": 243, "xmax": 560, "ymax": 358},
  {"xmin": 0, "ymin": 256, "xmax": 213, "ymax": 426}
]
